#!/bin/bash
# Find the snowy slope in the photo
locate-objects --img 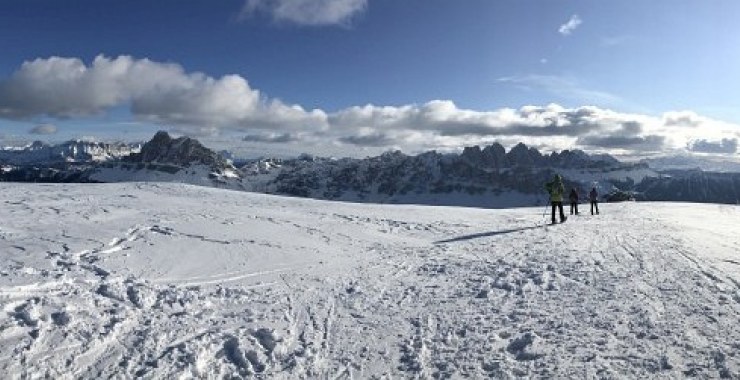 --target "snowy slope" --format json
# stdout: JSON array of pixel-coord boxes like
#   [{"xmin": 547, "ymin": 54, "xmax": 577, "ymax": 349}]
[
  {"xmin": 0, "ymin": 183, "xmax": 738, "ymax": 378},
  {"xmin": 89, "ymin": 163, "xmax": 243, "ymax": 188}
]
